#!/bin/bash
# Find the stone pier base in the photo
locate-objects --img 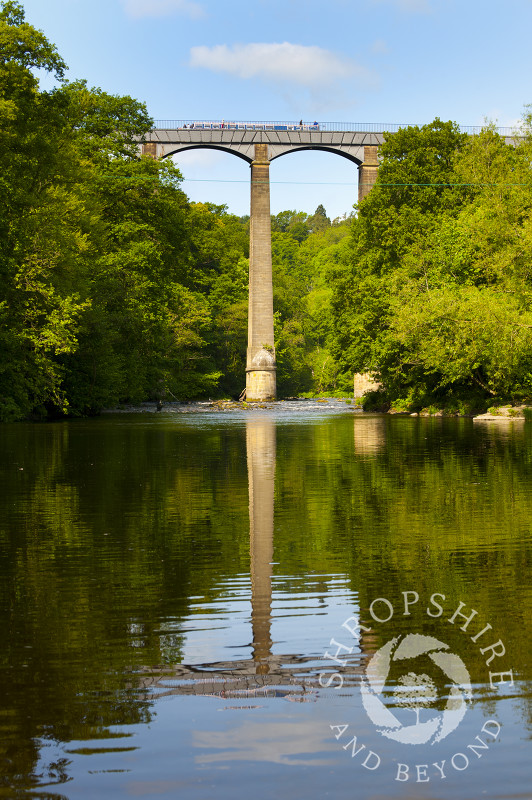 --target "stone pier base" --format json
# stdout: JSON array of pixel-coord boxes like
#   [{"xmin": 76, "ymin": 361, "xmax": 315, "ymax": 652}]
[
  {"xmin": 246, "ymin": 367, "xmax": 276, "ymax": 402},
  {"xmin": 354, "ymin": 372, "xmax": 381, "ymax": 398}
]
